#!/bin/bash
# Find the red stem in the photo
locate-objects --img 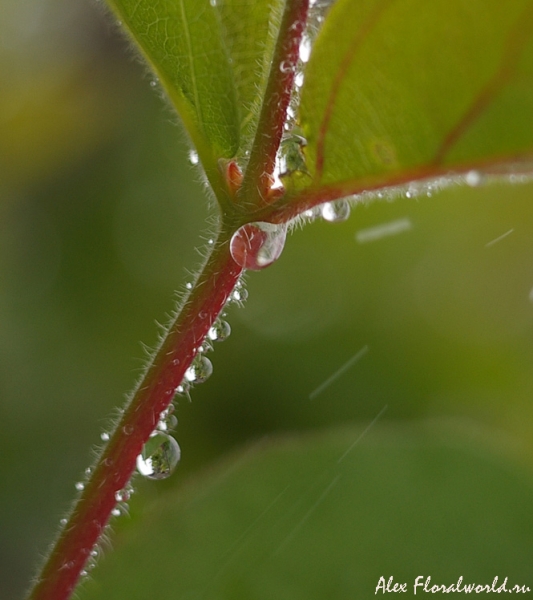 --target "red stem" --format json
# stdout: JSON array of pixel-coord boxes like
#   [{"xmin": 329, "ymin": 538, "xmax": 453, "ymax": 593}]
[
  {"xmin": 27, "ymin": 2, "xmax": 312, "ymax": 597},
  {"xmin": 27, "ymin": 234, "xmax": 242, "ymax": 600},
  {"xmin": 240, "ymin": 0, "xmax": 309, "ymax": 207}
]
